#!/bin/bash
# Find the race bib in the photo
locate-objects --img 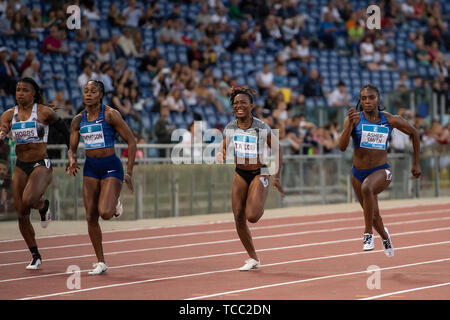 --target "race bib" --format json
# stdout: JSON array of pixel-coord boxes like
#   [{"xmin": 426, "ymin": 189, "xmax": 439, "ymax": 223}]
[
  {"xmin": 11, "ymin": 121, "xmax": 39, "ymax": 144},
  {"xmin": 80, "ymin": 124, "xmax": 105, "ymax": 149},
  {"xmin": 233, "ymin": 133, "xmax": 257, "ymax": 158},
  {"xmin": 360, "ymin": 124, "xmax": 389, "ymax": 150}
]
